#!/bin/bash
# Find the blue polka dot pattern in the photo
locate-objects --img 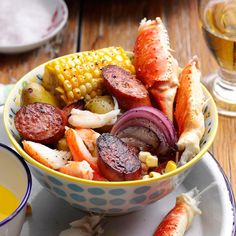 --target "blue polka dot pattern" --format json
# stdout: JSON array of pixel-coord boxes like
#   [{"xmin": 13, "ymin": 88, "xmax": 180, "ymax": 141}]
[
  {"xmin": 127, "ymin": 206, "xmax": 143, "ymax": 212},
  {"xmin": 48, "ymin": 176, "xmax": 63, "ymax": 186},
  {"xmin": 130, "ymin": 195, "xmax": 146, "ymax": 204},
  {"xmin": 88, "ymin": 188, "xmax": 105, "ymax": 195},
  {"xmin": 109, "ymin": 189, "xmax": 126, "ymax": 196},
  {"xmin": 53, "ymin": 187, "xmax": 67, "ymax": 197},
  {"xmin": 149, "ymin": 189, "xmax": 165, "ymax": 200},
  {"xmin": 134, "ymin": 186, "xmax": 150, "ymax": 194},
  {"xmin": 90, "ymin": 197, "xmax": 107, "ymax": 206},
  {"xmin": 67, "ymin": 184, "xmax": 84, "ymax": 192},
  {"xmin": 71, "ymin": 203, "xmax": 87, "ymax": 211},
  {"xmin": 70, "ymin": 193, "xmax": 86, "ymax": 202},
  {"xmin": 108, "ymin": 208, "xmax": 122, "ymax": 213},
  {"xmin": 89, "ymin": 208, "xmax": 106, "ymax": 213},
  {"xmin": 110, "ymin": 198, "xmax": 125, "ymax": 206}
]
